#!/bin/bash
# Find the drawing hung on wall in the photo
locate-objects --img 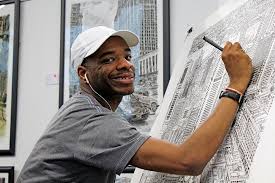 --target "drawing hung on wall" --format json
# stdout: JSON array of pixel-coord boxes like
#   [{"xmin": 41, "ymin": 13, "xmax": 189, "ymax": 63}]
[
  {"xmin": 114, "ymin": 0, "xmax": 161, "ymax": 135},
  {"xmin": 132, "ymin": 0, "xmax": 275, "ymax": 182},
  {"xmin": 0, "ymin": 14, "xmax": 10, "ymax": 150},
  {"xmin": 62, "ymin": 0, "xmax": 118, "ymax": 102},
  {"xmin": 0, "ymin": 0, "xmax": 19, "ymax": 156},
  {"xmin": 0, "ymin": 166, "xmax": 14, "ymax": 183},
  {"xmin": 61, "ymin": 0, "xmax": 168, "ymax": 135}
]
